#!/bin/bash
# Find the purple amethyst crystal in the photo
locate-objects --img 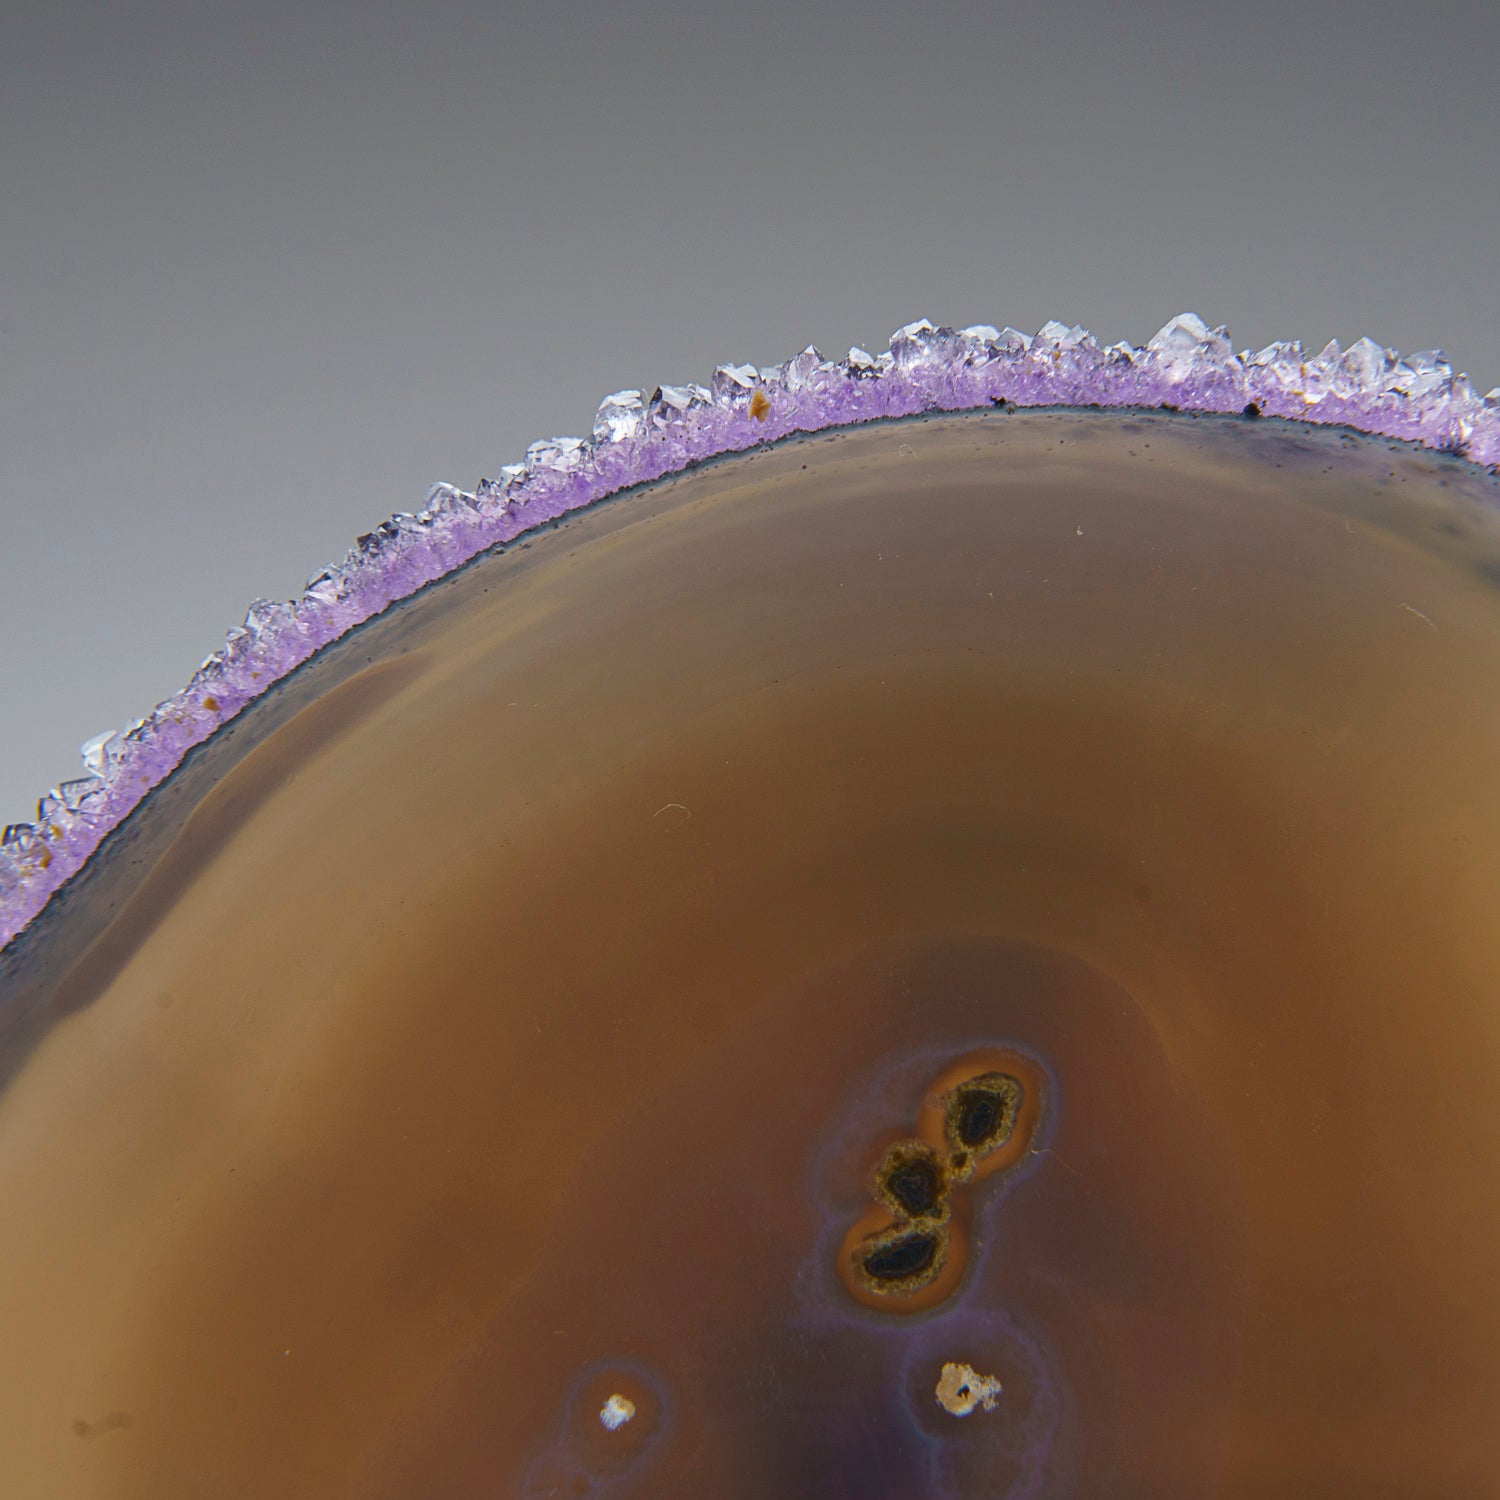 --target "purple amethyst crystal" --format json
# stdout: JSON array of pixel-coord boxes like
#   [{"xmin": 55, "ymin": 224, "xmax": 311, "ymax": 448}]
[{"xmin": 2, "ymin": 313, "xmax": 1496, "ymax": 952}]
